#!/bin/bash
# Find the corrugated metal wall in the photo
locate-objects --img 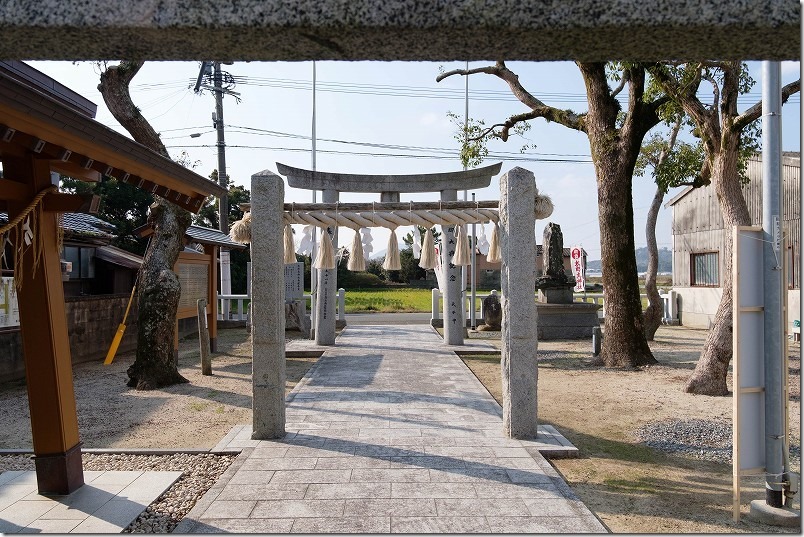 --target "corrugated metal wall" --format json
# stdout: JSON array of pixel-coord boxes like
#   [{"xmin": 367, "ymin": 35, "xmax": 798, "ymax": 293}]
[{"xmin": 671, "ymin": 154, "xmax": 800, "ymax": 288}]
